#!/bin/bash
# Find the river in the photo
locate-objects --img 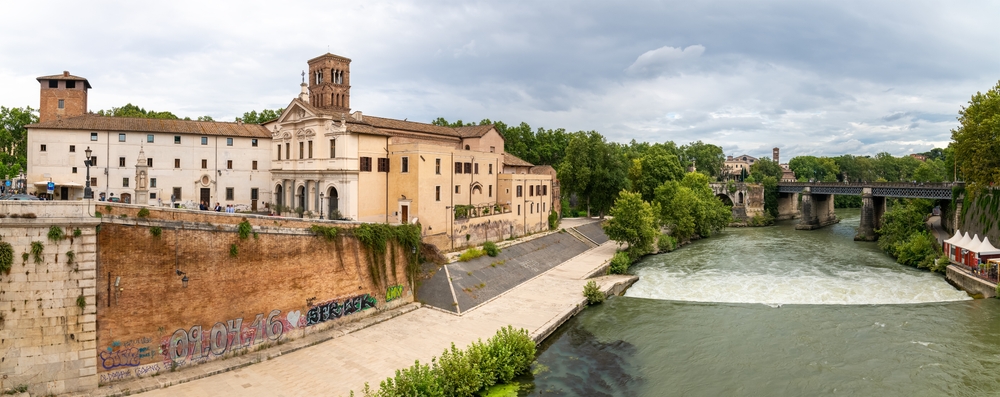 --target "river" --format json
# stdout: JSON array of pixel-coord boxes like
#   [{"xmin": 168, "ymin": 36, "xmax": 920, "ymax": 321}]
[{"xmin": 518, "ymin": 209, "xmax": 1000, "ymax": 396}]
